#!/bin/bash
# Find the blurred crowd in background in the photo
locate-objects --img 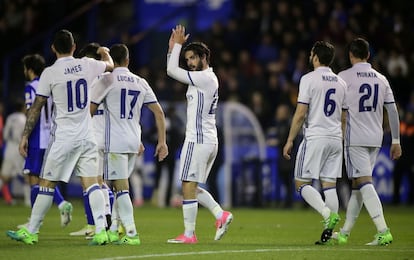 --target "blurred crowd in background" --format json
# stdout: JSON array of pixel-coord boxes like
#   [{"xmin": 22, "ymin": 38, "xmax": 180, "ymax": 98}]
[{"xmin": 0, "ymin": 0, "xmax": 413, "ymax": 205}]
